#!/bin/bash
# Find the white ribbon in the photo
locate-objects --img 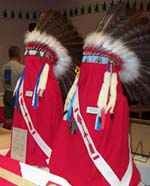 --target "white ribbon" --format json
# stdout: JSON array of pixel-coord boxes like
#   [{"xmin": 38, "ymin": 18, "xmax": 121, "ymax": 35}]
[
  {"xmin": 73, "ymin": 89, "xmax": 133, "ymax": 186},
  {"xmin": 18, "ymin": 81, "xmax": 52, "ymax": 159}
]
